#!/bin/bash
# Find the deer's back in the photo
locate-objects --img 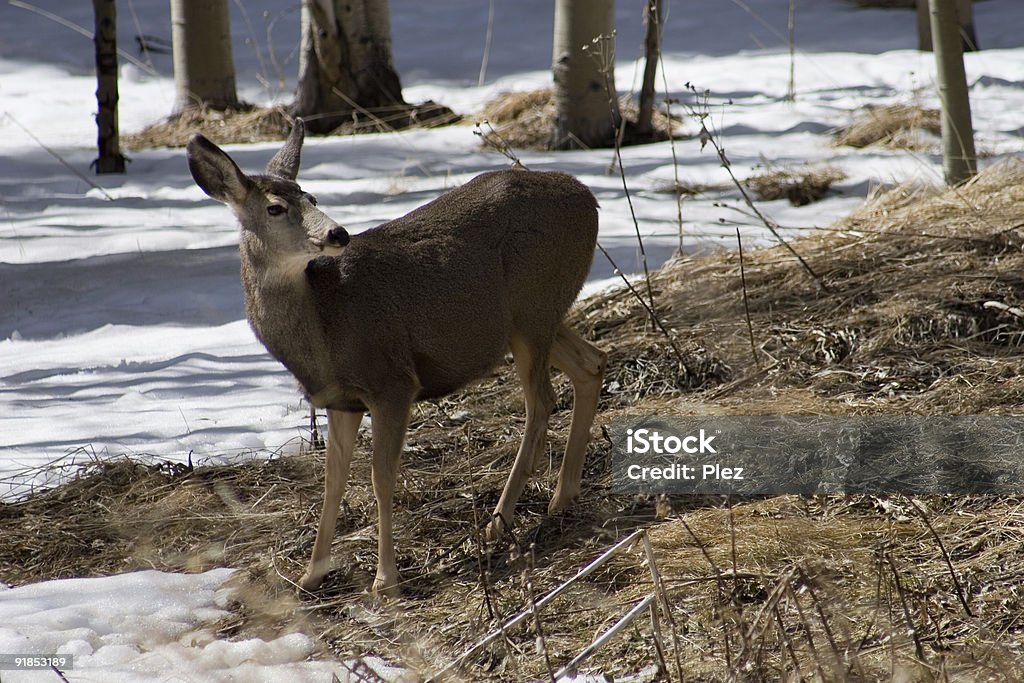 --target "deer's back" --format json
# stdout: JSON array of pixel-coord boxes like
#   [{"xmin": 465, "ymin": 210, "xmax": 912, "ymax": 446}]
[
  {"xmin": 375, "ymin": 168, "xmax": 598, "ymax": 303},
  {"xmin": 308, "ymin": 169, "xmax": 598, "ymax": 402}
]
